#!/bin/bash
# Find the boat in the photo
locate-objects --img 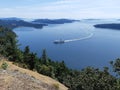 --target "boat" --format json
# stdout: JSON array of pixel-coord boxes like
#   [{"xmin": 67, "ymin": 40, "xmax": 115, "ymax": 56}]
[{"xmin": 53, "ymin": 39, "xmax": 65, "ymax": 44}]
